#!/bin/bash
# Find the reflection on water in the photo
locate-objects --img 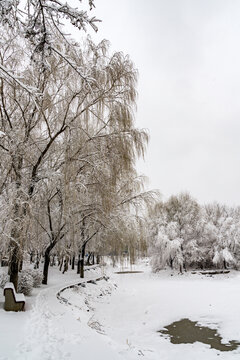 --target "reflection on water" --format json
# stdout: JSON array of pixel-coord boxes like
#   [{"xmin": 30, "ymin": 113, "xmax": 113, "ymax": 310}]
[{"xmin": 158, "ymin": 319, "xmax": 240, "ymax": 352}]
